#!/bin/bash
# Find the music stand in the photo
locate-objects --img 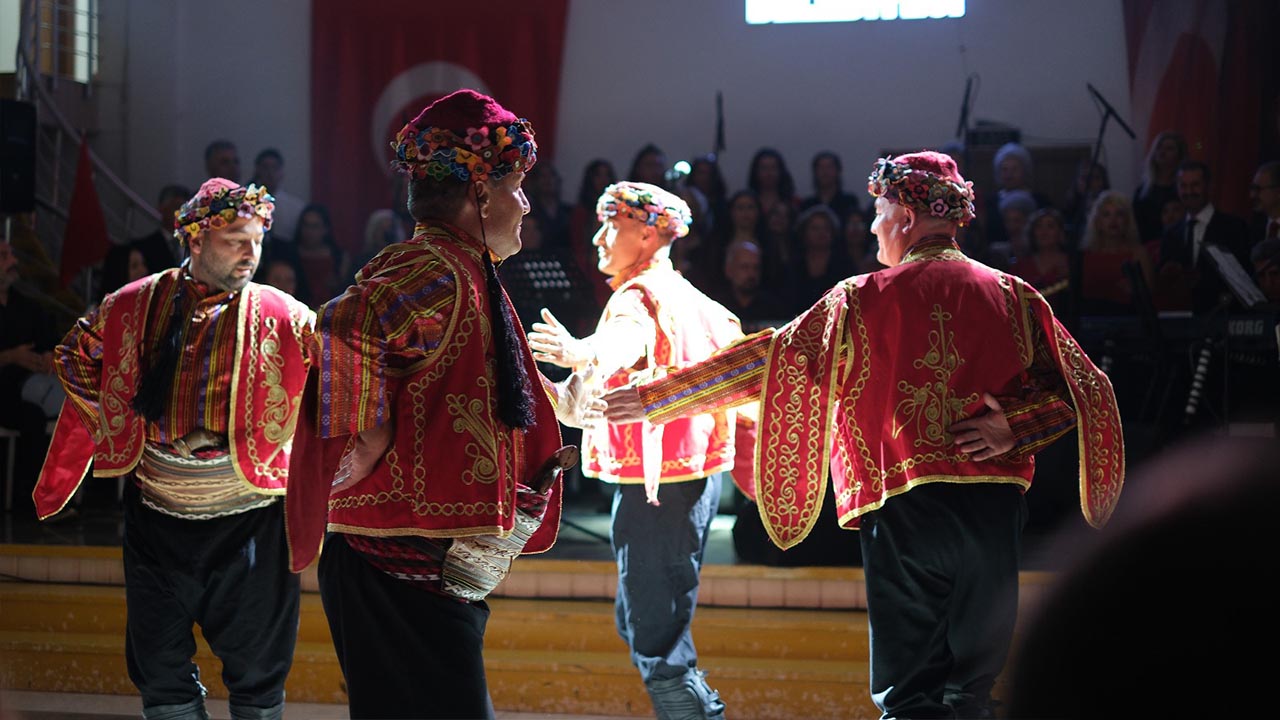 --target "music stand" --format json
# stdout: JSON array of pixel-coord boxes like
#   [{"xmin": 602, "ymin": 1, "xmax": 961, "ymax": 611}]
[
  {"xmin": 1204, "ymin": 245, "xmax": 1268, "ymax": 310},
  {"xmin": 1121, "ymin": 260, "xmax": 1179, "ymax": 432}
]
